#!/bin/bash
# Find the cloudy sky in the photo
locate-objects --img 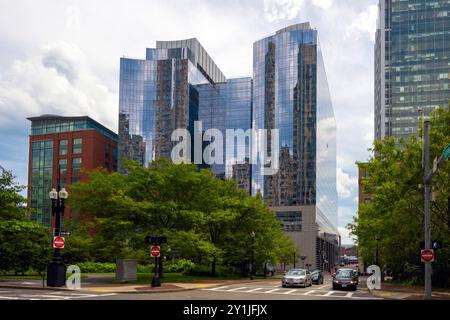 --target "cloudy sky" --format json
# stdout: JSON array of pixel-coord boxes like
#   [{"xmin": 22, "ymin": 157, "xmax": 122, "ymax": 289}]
[{"xmin": 0, "ymin": 0, "xmax": 379, "ymax": 244}]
